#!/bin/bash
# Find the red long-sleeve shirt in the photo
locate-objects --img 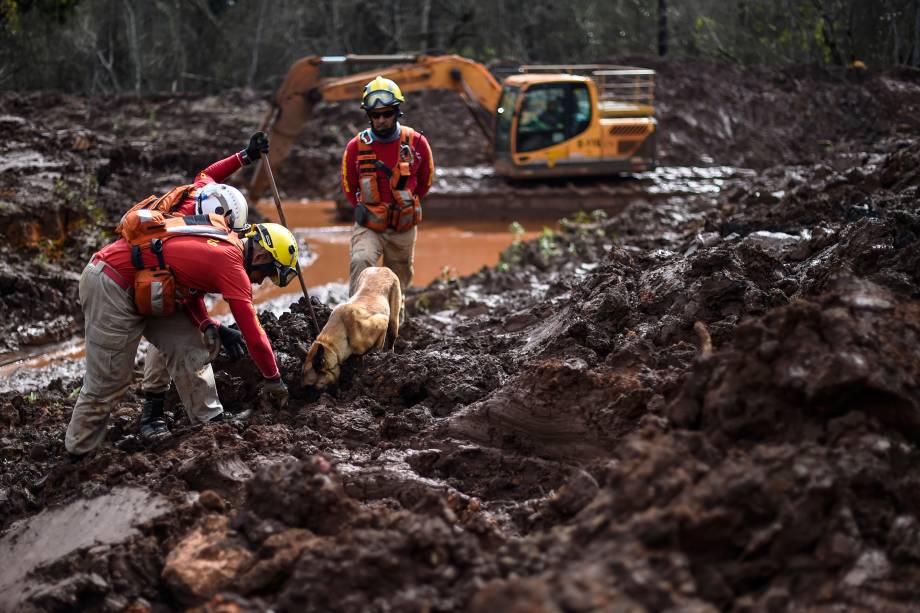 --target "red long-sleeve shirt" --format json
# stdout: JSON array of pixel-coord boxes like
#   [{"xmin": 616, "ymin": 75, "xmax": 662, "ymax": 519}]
[
  {"xmin": 341, "ymin": 127, "xmax": 434, "ymax": 208},
  {"xmin": 95, "ymin": 152, "xmax": 281, "ymax": 380}
]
